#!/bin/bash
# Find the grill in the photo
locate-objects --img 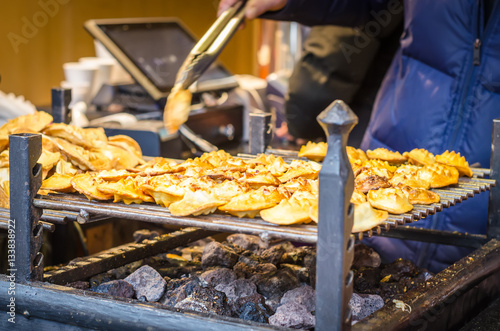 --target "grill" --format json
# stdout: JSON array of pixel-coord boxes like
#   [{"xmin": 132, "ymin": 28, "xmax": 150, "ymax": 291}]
[
  {"xmin": 30, "ymin": 173, "xmax": 495, "ymax": 243},
  {"xmin": 1, "ymin": 100, "xmax": 500, "ymax": 331}
]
